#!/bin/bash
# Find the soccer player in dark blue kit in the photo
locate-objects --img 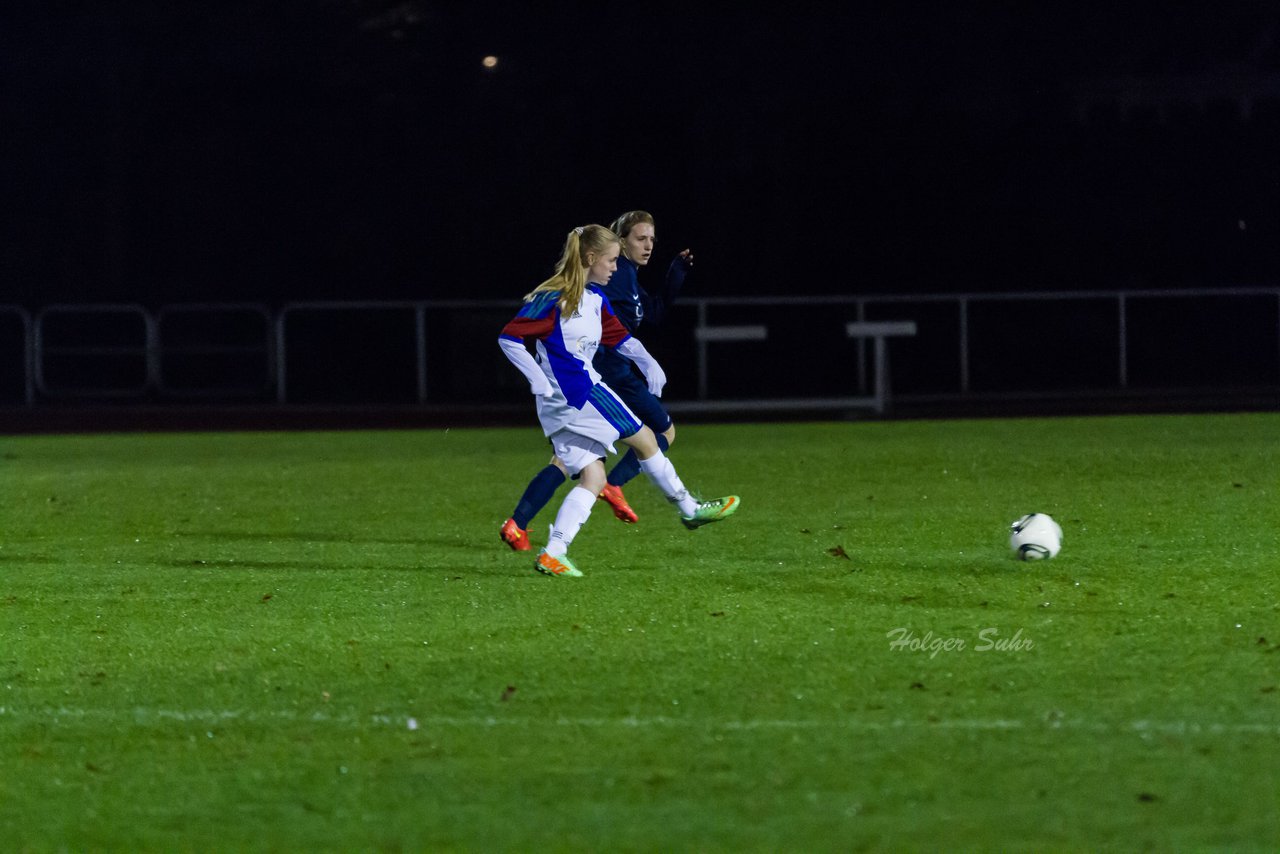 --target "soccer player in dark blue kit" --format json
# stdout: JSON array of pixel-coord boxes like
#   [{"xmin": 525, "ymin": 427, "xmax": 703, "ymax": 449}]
[{"xmin": 500, "ymin": 210, "xmax": 694, "ymax": 550}]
